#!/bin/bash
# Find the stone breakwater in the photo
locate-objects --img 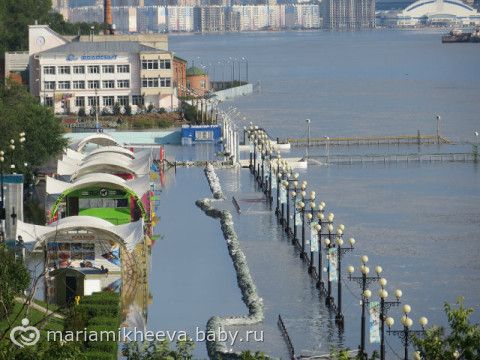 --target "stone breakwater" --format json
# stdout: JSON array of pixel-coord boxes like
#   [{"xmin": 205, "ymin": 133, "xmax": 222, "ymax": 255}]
[
  {"xmin": 205, "ymin": 163, "xmax": 225, "ymax": 199},
  {"xmin": 196, "ymin": 164, "xmax": 265, "ymax": 359}
]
